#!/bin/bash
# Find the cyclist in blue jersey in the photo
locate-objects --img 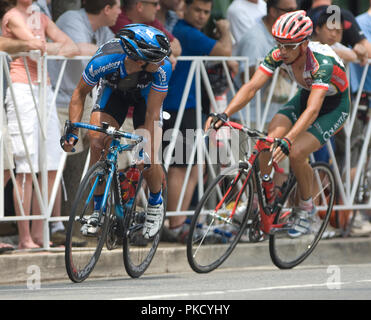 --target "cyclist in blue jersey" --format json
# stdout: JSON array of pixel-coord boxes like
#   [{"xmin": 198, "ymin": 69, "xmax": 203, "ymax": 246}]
[{"xmin": 60, "ymin": 24, "xmax": 172, "ymax": 239}]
